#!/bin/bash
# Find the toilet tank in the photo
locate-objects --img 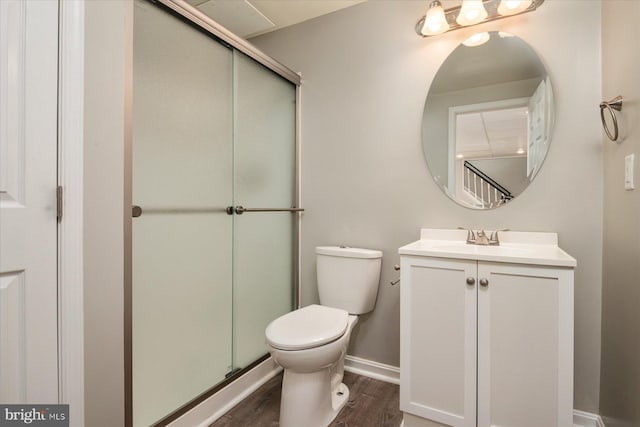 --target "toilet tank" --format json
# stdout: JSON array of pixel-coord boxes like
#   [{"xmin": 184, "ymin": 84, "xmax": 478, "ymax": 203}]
[{"xmin": 316, "ymin": 246, "xmax": 382, "ymax": 314}]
